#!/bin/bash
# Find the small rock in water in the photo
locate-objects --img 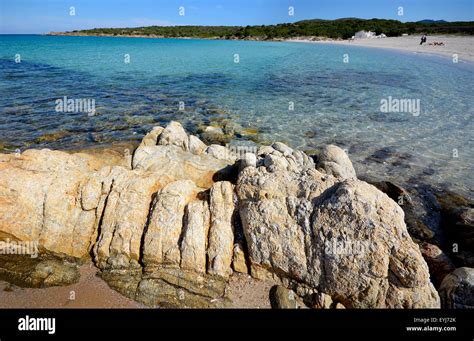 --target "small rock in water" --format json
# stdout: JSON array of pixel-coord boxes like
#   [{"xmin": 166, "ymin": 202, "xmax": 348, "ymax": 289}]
[
  {"xmin": 35, "ymin": 130, "xmax": 70, "ymax": 144},
  {"xmin": 367, "ymin": 146, "xmax": 398, "ymax": 162},
  {"xmin": 239, "ymin": 127, "xmax": 259, "ymax": 136},
  {"xmin": 200, "ymin": 126, "xmax": 233, "ymax": 145},
  {"xmin": 423, "ymin": 167, "xmax": 436, "ymax": 176}
]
